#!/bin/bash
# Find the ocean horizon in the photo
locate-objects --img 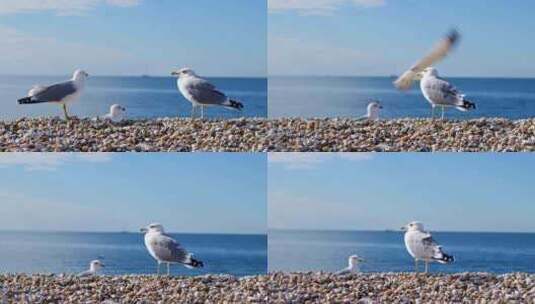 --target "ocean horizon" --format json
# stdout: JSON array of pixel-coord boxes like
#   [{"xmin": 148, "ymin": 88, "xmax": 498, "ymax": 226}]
[
  {"xmin": 0, "ymin": 231, "xmax": 267, "ymax": 277},
  {"xmin": 269, "ymin": 230, "xmax": 535, "ymax": 274},
  {"xmin": 0, "ymin": 75, "xmax": 267, "ymax": 120},
  {"xmin": 269, "ymin": 76, "xmax": 535, "ymax": 119}
]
